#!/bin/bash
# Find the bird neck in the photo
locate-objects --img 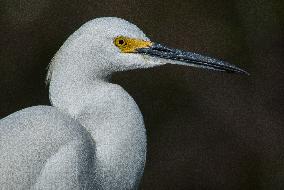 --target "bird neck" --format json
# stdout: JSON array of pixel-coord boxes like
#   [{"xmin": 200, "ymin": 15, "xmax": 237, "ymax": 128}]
[
  {"xmin": 48, "ymin": 44, "xmax": 112, "ymax": 114},
  {"xmin": 48, "ymin": 55, "xmax": 146, "ymax": 189}
]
